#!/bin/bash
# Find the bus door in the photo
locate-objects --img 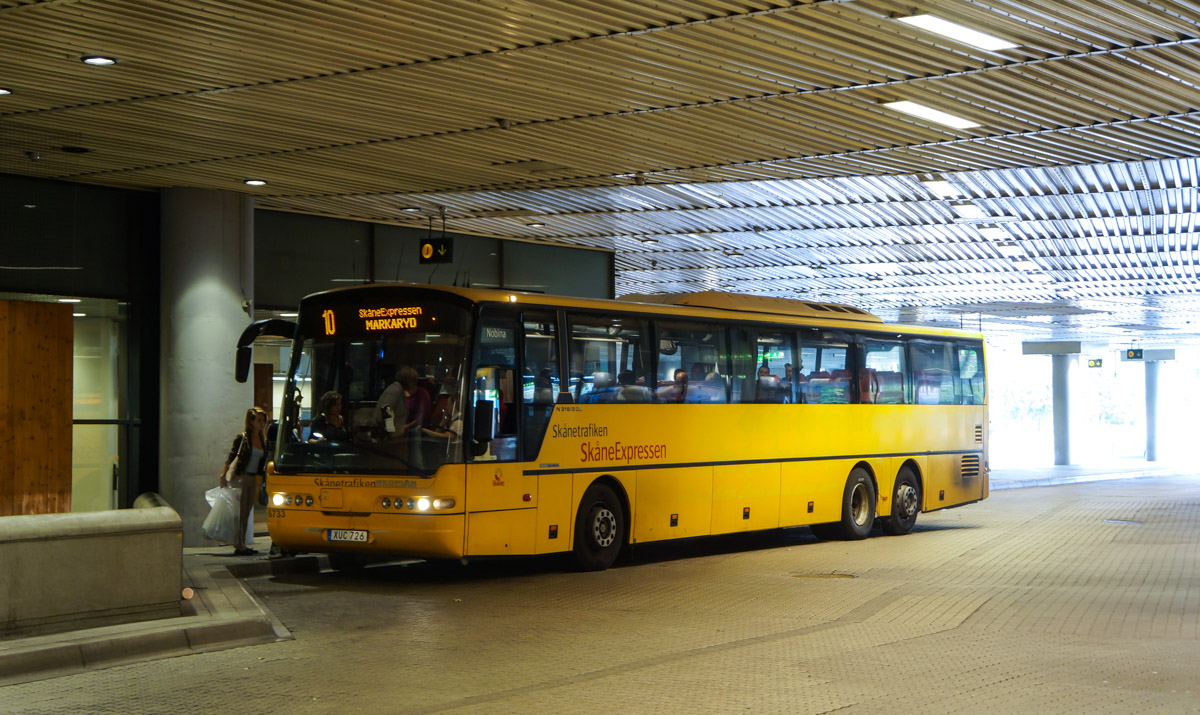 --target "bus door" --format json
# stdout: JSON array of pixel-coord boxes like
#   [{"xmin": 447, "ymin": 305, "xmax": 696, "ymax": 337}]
[{"xmin": 465, "ymin": 307, "xmax": 537, "ymax": 556}]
